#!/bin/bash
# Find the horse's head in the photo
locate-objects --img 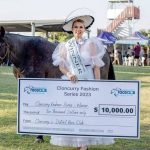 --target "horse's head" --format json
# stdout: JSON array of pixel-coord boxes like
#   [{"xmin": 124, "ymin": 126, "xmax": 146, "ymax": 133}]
[{"xmin": 0, "ymin": 26, "xmax": 9, "ymax": 64}]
